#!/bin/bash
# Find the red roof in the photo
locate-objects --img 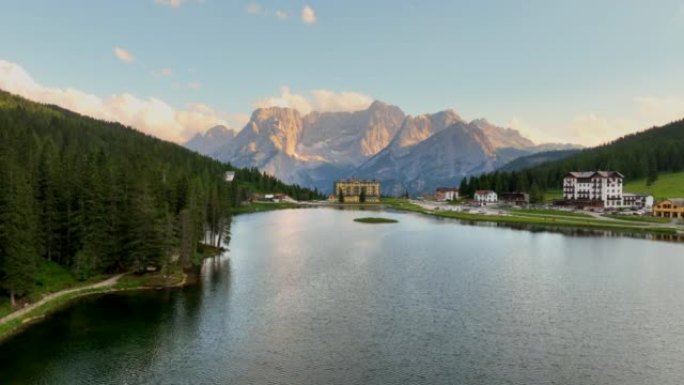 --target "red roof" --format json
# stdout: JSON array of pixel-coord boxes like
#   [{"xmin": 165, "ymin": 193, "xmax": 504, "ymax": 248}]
[{"xmin": 475, "ymin": 190, "xmax": 495, "ymax": 195}]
